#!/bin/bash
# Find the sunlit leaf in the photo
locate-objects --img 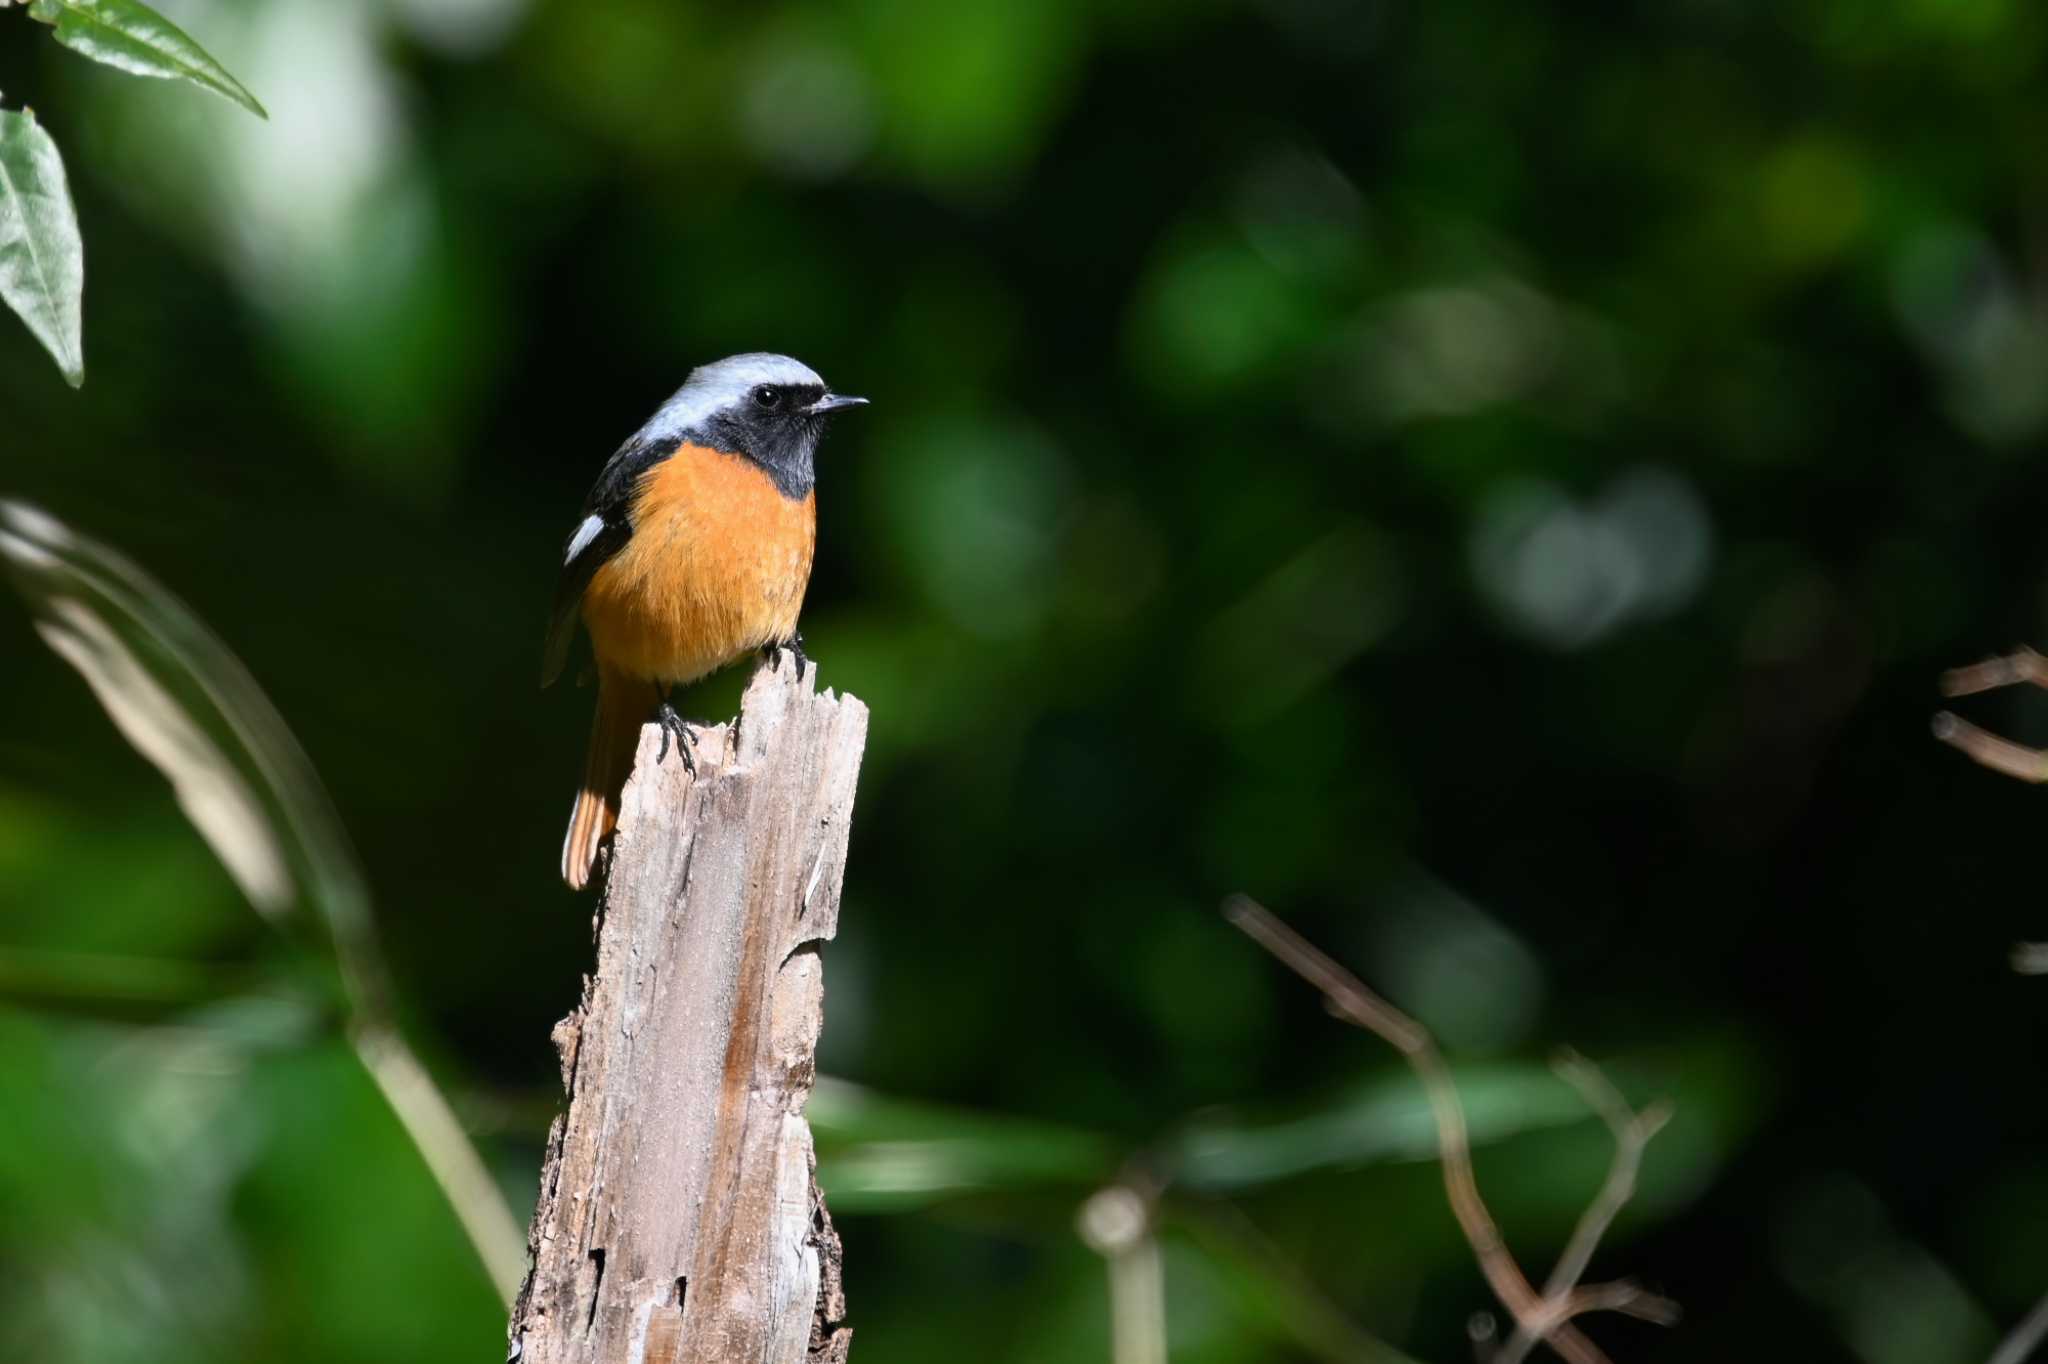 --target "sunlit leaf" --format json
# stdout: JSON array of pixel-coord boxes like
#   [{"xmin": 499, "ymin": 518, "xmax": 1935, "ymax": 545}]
[
  {"xmin": 26, "ymin": 0, "xmax": 266, "ymax": 118},
  {"xmin": 0, "ymin": 107, "xmax": 84, "ymax": 386}
]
